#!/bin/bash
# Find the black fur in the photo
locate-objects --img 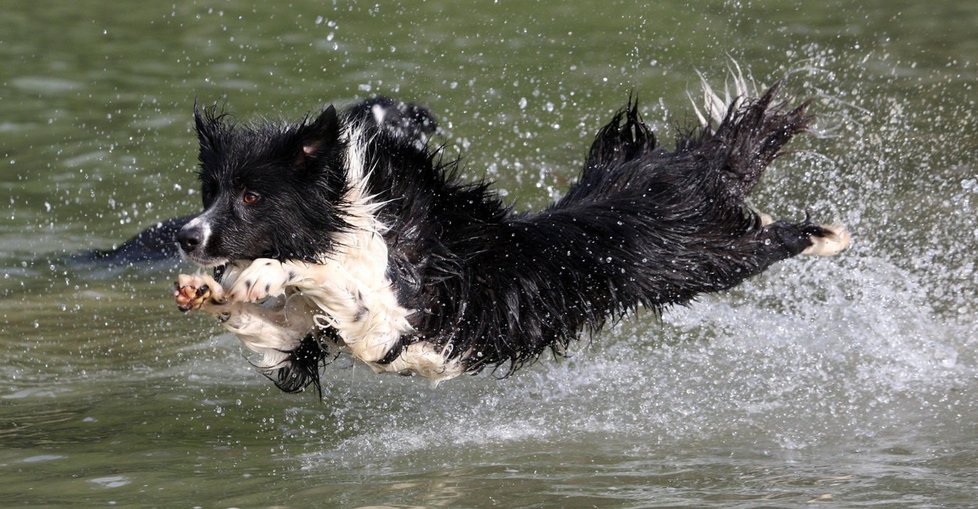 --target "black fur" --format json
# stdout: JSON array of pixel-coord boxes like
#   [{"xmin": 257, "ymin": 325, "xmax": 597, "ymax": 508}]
[
  {"xmin": 260, "ymin": 328, "xmax": 340, "ymax": 397},
  {"xmin": 365, "ymin": 83, "xmax": 829, "ymax": 374},
  {"xmin": 175, "ymin": 86, "xmax": 837, "ymax": 390},
  {"xmin": 186, "ymin": 102, "xmax": 351, "ymax": 264}
]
